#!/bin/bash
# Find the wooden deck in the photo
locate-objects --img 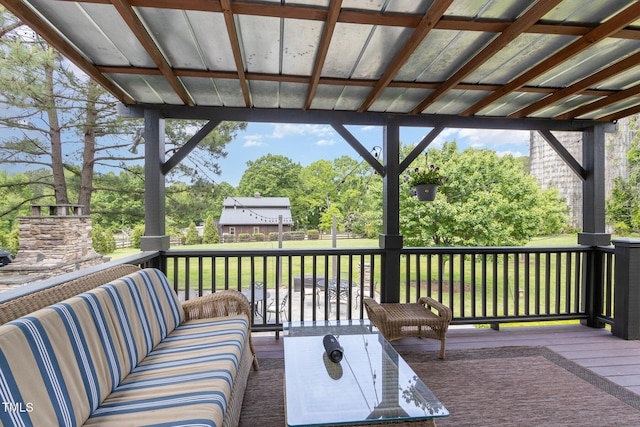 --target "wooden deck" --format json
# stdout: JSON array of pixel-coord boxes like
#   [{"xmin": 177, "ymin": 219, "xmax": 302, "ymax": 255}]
[{"xmin": 252, "ymin": 323, "xmax": 640, "ymax": 396}]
